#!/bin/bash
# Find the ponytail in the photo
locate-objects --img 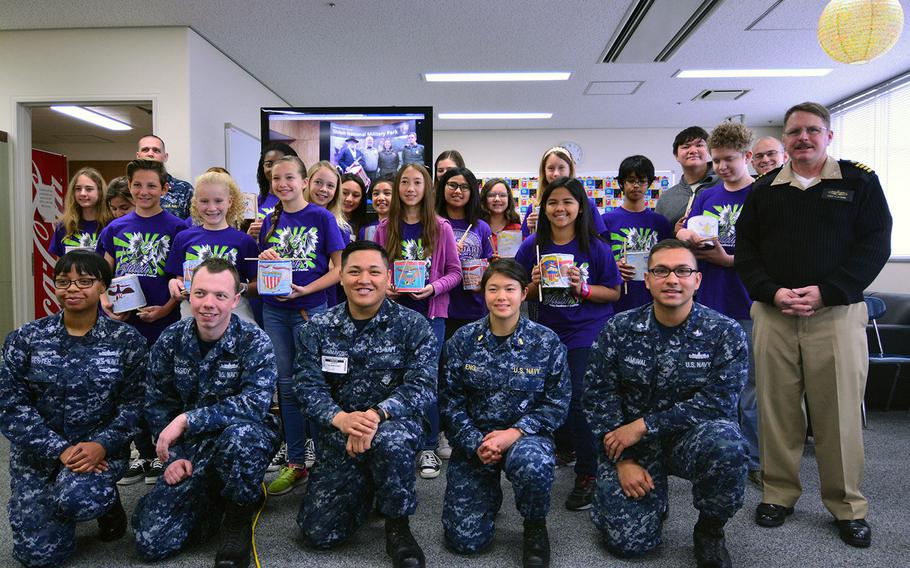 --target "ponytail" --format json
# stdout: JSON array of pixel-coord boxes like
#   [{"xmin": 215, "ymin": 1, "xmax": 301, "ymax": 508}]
[{"xmin": 264, "ymin": 200, "xmax": 284, "ymax": 243}]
